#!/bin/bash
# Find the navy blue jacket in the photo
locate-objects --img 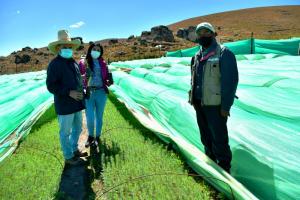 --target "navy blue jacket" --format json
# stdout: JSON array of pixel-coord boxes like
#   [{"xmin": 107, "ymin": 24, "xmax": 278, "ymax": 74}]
[
  {"xmin": 190, "ymin": 41, "xmax": 239, "ymax": 111},
  {"xmin": 46, "ymin": 55, "xmax": 85, "ymax": 115}
]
